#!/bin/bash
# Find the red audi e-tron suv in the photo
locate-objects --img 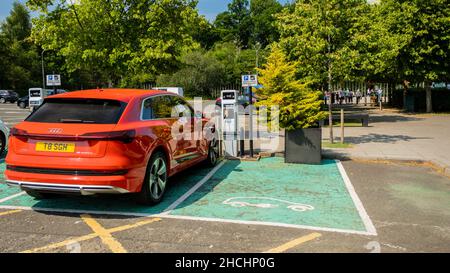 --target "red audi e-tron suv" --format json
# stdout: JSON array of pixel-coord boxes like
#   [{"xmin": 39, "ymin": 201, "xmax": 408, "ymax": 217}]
[{"xmin": 5, "ymin": 89, "xmax": 218, "ymax": 205}]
